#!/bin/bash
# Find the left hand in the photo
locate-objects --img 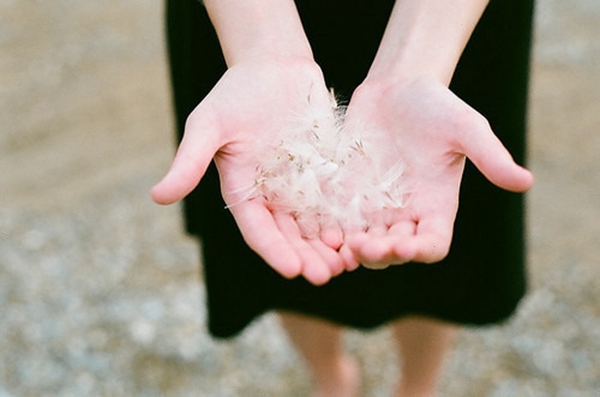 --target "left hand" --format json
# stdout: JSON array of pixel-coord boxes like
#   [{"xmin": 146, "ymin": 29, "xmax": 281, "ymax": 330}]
[{"xmin": 338, "ymin": 77, "xmax": 534, "ymax": 269}]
